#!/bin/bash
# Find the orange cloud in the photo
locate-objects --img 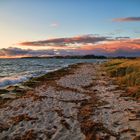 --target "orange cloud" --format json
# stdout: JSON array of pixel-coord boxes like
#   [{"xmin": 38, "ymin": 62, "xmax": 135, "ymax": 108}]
[
  {"xmin": 77, "ymin": 39, "xmax": 140, "ymax": 56},
  {"xmin": 1, "ymin": 36, "xmax": 140, "ymax": 58}
]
